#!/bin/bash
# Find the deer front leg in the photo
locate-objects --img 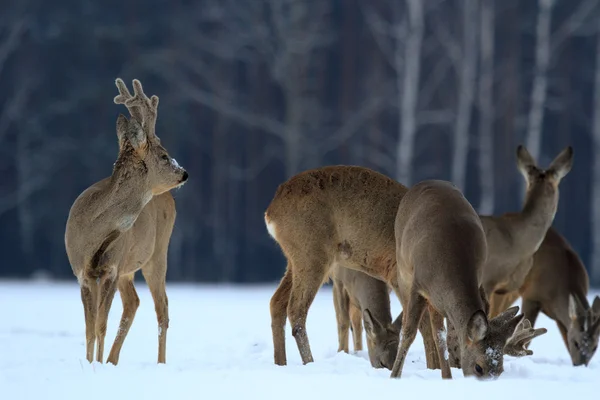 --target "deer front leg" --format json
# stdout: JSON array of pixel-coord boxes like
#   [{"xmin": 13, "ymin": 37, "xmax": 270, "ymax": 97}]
[
  {"xmin": 391, "ymin": 289, "xmax": 427, "ymax": 378},
  {"xmin": 95, "ymin": 273, "xmax": 118, "ymax": 363},
  {"xmin": 349, "ymin": 301, "xmax": 363, "ymax": 352},
  {"xmin": 80, "ymin": 281, "xmax": 98, "ymax": 363},
  {"xmin": 428, "ymin": 306, "xmax": 452, "ymax": 379},
  {"xmin": 419, "ymin": 310, "xmax": 441, "ymax": 369},
  {"xmin": 107, "ymin": 275, "xmax": 140, "ymax": 365},
  {"xmin": 332, "ymin": 279, "xmax": 351, "ymax": 353},
  {"xmin": 270, "ymin": 267, "xmax": 292, "ymax": 366}
]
